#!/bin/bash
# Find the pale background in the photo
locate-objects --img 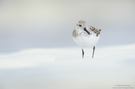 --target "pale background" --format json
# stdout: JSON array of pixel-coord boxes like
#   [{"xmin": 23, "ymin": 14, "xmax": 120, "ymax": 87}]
[
  {"xmin": 0, "ymin": 0, "xmax": 135, "ymax": 52},
  {"xmin": 0, "ymin": 0, "xmax": 135, "ymax": 89}
]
